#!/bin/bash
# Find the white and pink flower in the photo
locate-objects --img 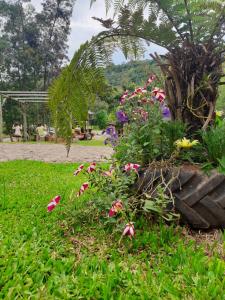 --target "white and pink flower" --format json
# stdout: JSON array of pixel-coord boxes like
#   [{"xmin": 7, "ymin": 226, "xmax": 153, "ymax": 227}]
[
  {"xmin": 123, "ymin": 222, "xmax": 135, "ymax": 238},
  {"xmin": 73, "ymin": 164, "xmax": 84, "ymax": 176},
  {"xmin": 146, "ymin": 75, "xmax": 156, "ymax": 86},
  {"xmin": 152, "ymin": 87, "xmax": 166, "ymax": 103},
  {"xmin": 87, "ymin": 162, "xmax": 96, "ymax": 173},
  {"xmin": 120, "ymin": 90, "xmax": 129, "ymax": 104},
  {"xmin": 47, "ymin": 195, "xmax": 61, "ymax": 212},
  {"xmin": 77, "ymin": 182, "xmax": 89, "ymax": 197},
  {"xmin": 129, "ymin": 87, "xmax": 147, "ymax": 99},
  {"xmin": 108, "ymin": 200, "xmax": 123, "ymax": 217},
  {"xmin": 102, "ymin": 170, "xmax": 114, "ymax": 177},
  {"xmin": 124, "ymin": 163, "xmax": 140, "ymax": 172}
]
